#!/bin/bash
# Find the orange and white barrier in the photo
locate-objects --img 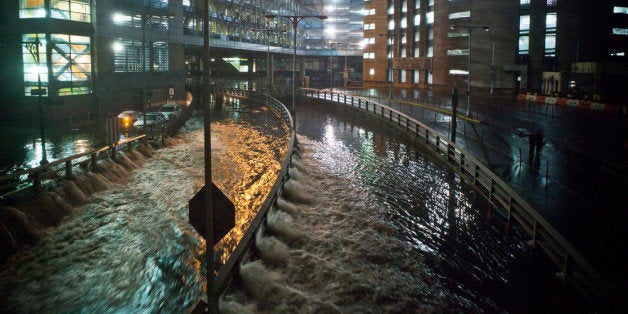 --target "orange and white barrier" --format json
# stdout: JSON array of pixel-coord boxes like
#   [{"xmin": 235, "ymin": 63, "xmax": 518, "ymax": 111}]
[{"xmin": 517, "ymin": 93, "xmax": 621, "ymax": 113}]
